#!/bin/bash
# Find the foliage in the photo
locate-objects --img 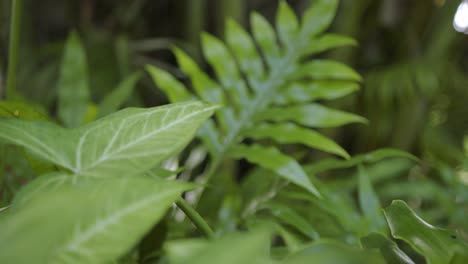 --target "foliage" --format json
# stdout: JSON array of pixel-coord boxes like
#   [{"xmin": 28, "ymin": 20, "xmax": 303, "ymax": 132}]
[{"xmin": 0, "ymin": 0, "xmax": 467, "ymax": 263}]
